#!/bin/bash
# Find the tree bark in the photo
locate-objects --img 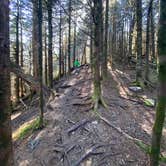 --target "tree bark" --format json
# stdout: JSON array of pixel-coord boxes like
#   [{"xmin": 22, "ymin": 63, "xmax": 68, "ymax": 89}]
[
  {"xmin": 150, "ymin": 8, "xmax": 155, "ymax": 62},
  {"xmin": 145, "ymin": 0, "xmax": 153, "ymax": 81},
  {"xmin": 0, "ymin": 1, "xmax": 13, "ymax": 165},
  {"xmin": 32, "ymin": 0, "xmax": 39, "ymax": 78},
  {"xmin": 92, "ymin": 0, "xmax": 103, "ymax": 109},
  {"xmin": 68, "ymin": 0, "xmax": 72, "ymax": 73},
  {"xmin": 136, "ymin": 0, "xmax": 143, "ymax": 82},
  {"xmin": 102, "ymin": 0, "xmax": 109, "ymax": 79},
  {"xmin": 129, "ymin": 13, "xmax": 135, "ymax": 58},
  {"xmin": 150, "ymin": 1, "xmax": 166, "ymax": 165},
  {"xmin": 44, "ymin": 23, "xmax": 48, "ymax": 86},
  {"xmin": 38, "ymin": 0, "xmax": 44, "ymax": 126},
  {"xmin": 15, "ymin": 0, "xmax": 20, "ymax": 102},
  {"xmin": 20, "ymin": 12, "xmax": 24, "ymax": 97},
  {"xmin": 59, "ymin": 1, "xmax": 62, "ymax": 78},
  {"xmin": 73, "ymin": 21, "xmax": 77, "ymax": 66},
  {"xmin": 47, "ymin": 0, "xmax": 53, "ymax": 88}
]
